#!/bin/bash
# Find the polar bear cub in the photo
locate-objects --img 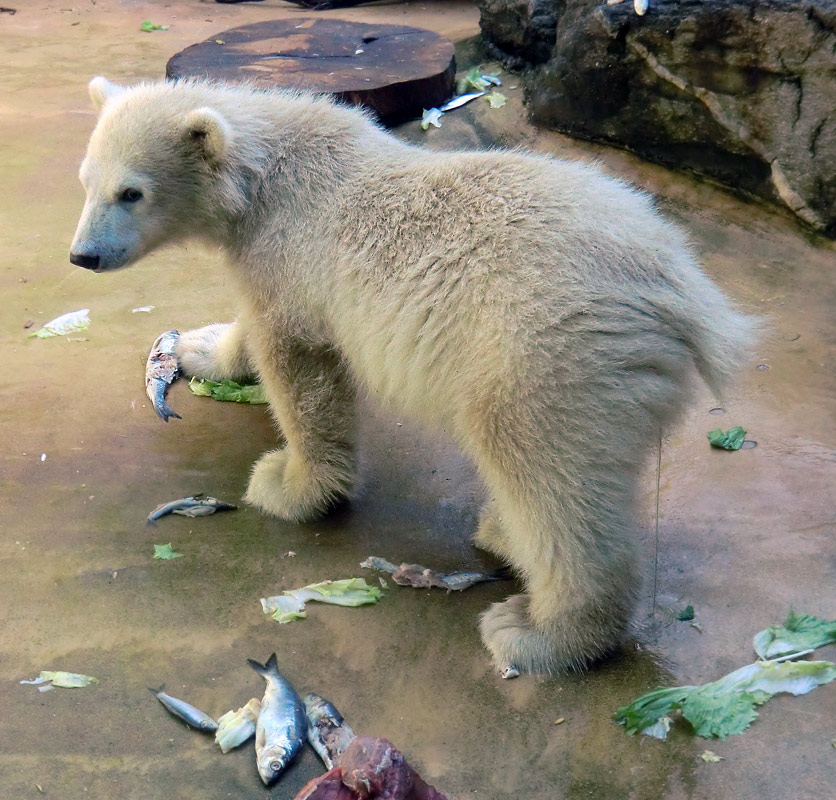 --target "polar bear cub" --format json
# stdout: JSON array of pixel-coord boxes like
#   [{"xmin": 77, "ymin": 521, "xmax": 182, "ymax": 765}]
[{"xmin": 71, "ymin": 77, "xmax": 755, "ymax": 675}]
